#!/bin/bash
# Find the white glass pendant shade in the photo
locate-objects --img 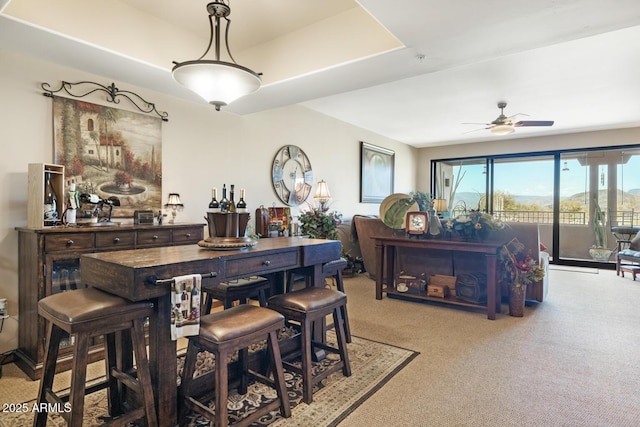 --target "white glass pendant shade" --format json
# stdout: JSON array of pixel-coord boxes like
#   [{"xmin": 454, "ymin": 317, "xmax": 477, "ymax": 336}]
[
  {"xmin": 172, "ymin": 60, "xmax": 261, "ymax": 110},
  {"xmin": 171, "ymin": 1, "xmax": 261, "ymax": 111},
  {"xmin": 490, "ymin": 124, "xmax": 514, "ymax": 135}
]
